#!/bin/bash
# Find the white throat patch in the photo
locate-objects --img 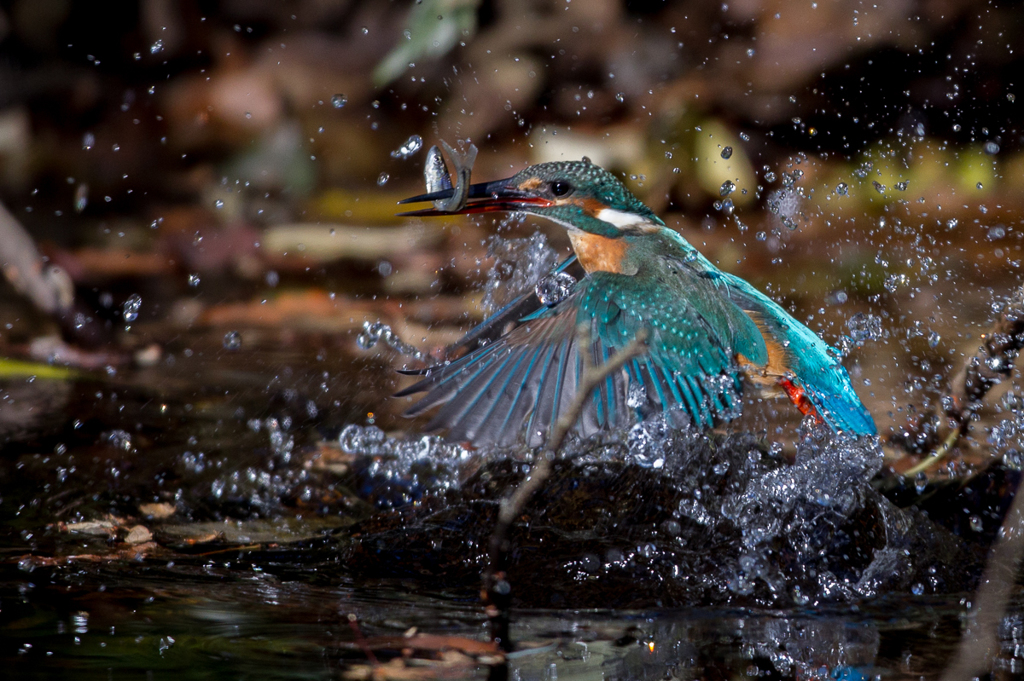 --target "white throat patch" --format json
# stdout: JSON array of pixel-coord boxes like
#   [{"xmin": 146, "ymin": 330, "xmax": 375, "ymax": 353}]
[{"xmin": 596, "ymin": 207, "xmax": 645, "ymax": 230}]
